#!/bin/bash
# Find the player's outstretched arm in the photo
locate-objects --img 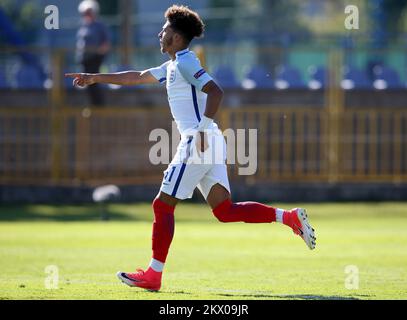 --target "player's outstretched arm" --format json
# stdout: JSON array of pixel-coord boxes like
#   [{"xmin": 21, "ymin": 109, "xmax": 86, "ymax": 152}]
[{"xmin": 64, "ymin": 70, "xmax": 158, "ymax": 87}]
